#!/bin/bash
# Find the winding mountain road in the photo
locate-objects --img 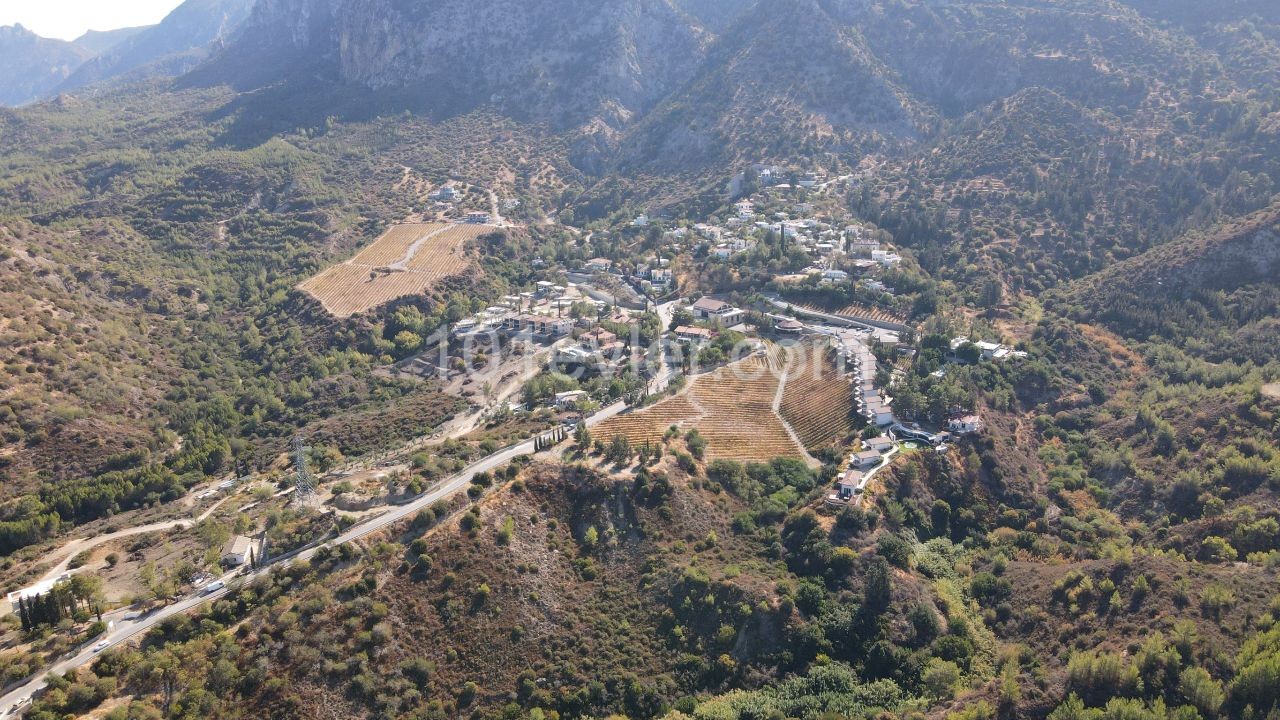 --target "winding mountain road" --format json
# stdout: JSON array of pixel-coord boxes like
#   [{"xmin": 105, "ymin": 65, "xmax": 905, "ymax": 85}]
[
  {"xmin": 0, "ymin": 401, "xmax": 629, "ymax": 716},
  {"xmin": 14, "ymin": 495, "xmax": 232, "ymax": 604}
]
